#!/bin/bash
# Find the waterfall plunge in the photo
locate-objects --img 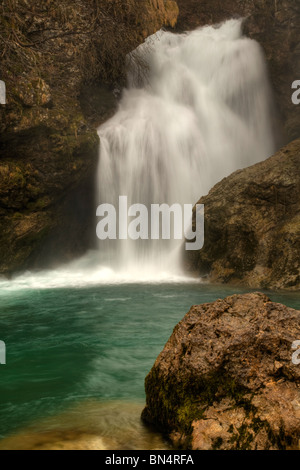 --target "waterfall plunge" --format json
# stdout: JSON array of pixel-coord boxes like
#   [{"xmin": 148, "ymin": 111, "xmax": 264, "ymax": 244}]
[
  {"xmin": 0, "ymin": 19, "xmax": 276, "ymax": 289},
  {"xmin": 96, "ymin": 19, "xmax": 275, "ymax": 276}
]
